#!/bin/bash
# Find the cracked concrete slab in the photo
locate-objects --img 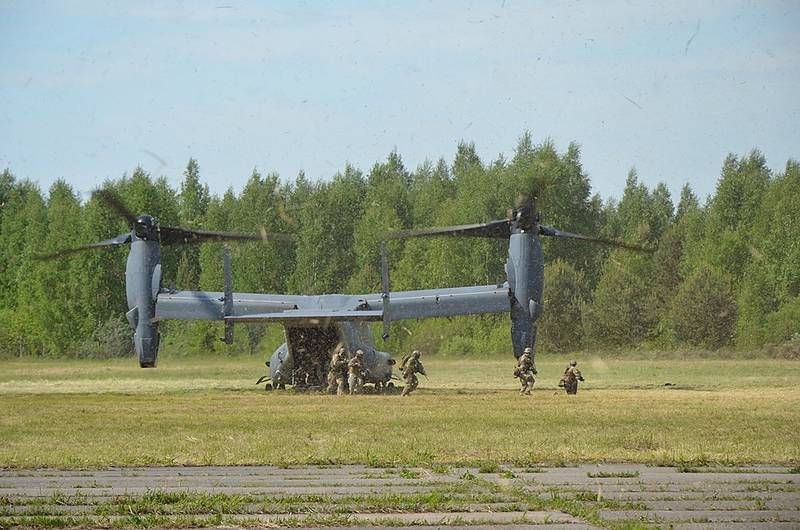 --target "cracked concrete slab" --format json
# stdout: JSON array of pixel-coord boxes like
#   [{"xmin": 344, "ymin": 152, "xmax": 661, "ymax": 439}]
[{"xmin": 1, "ymin": 464, "xmax": 797, "ymax": 529}]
